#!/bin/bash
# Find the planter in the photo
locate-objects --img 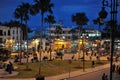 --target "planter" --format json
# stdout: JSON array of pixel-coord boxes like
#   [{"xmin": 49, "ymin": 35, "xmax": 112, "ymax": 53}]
[{"xmin": 36, "ymin": 76, "xmax": 44, "ymax": 80}]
